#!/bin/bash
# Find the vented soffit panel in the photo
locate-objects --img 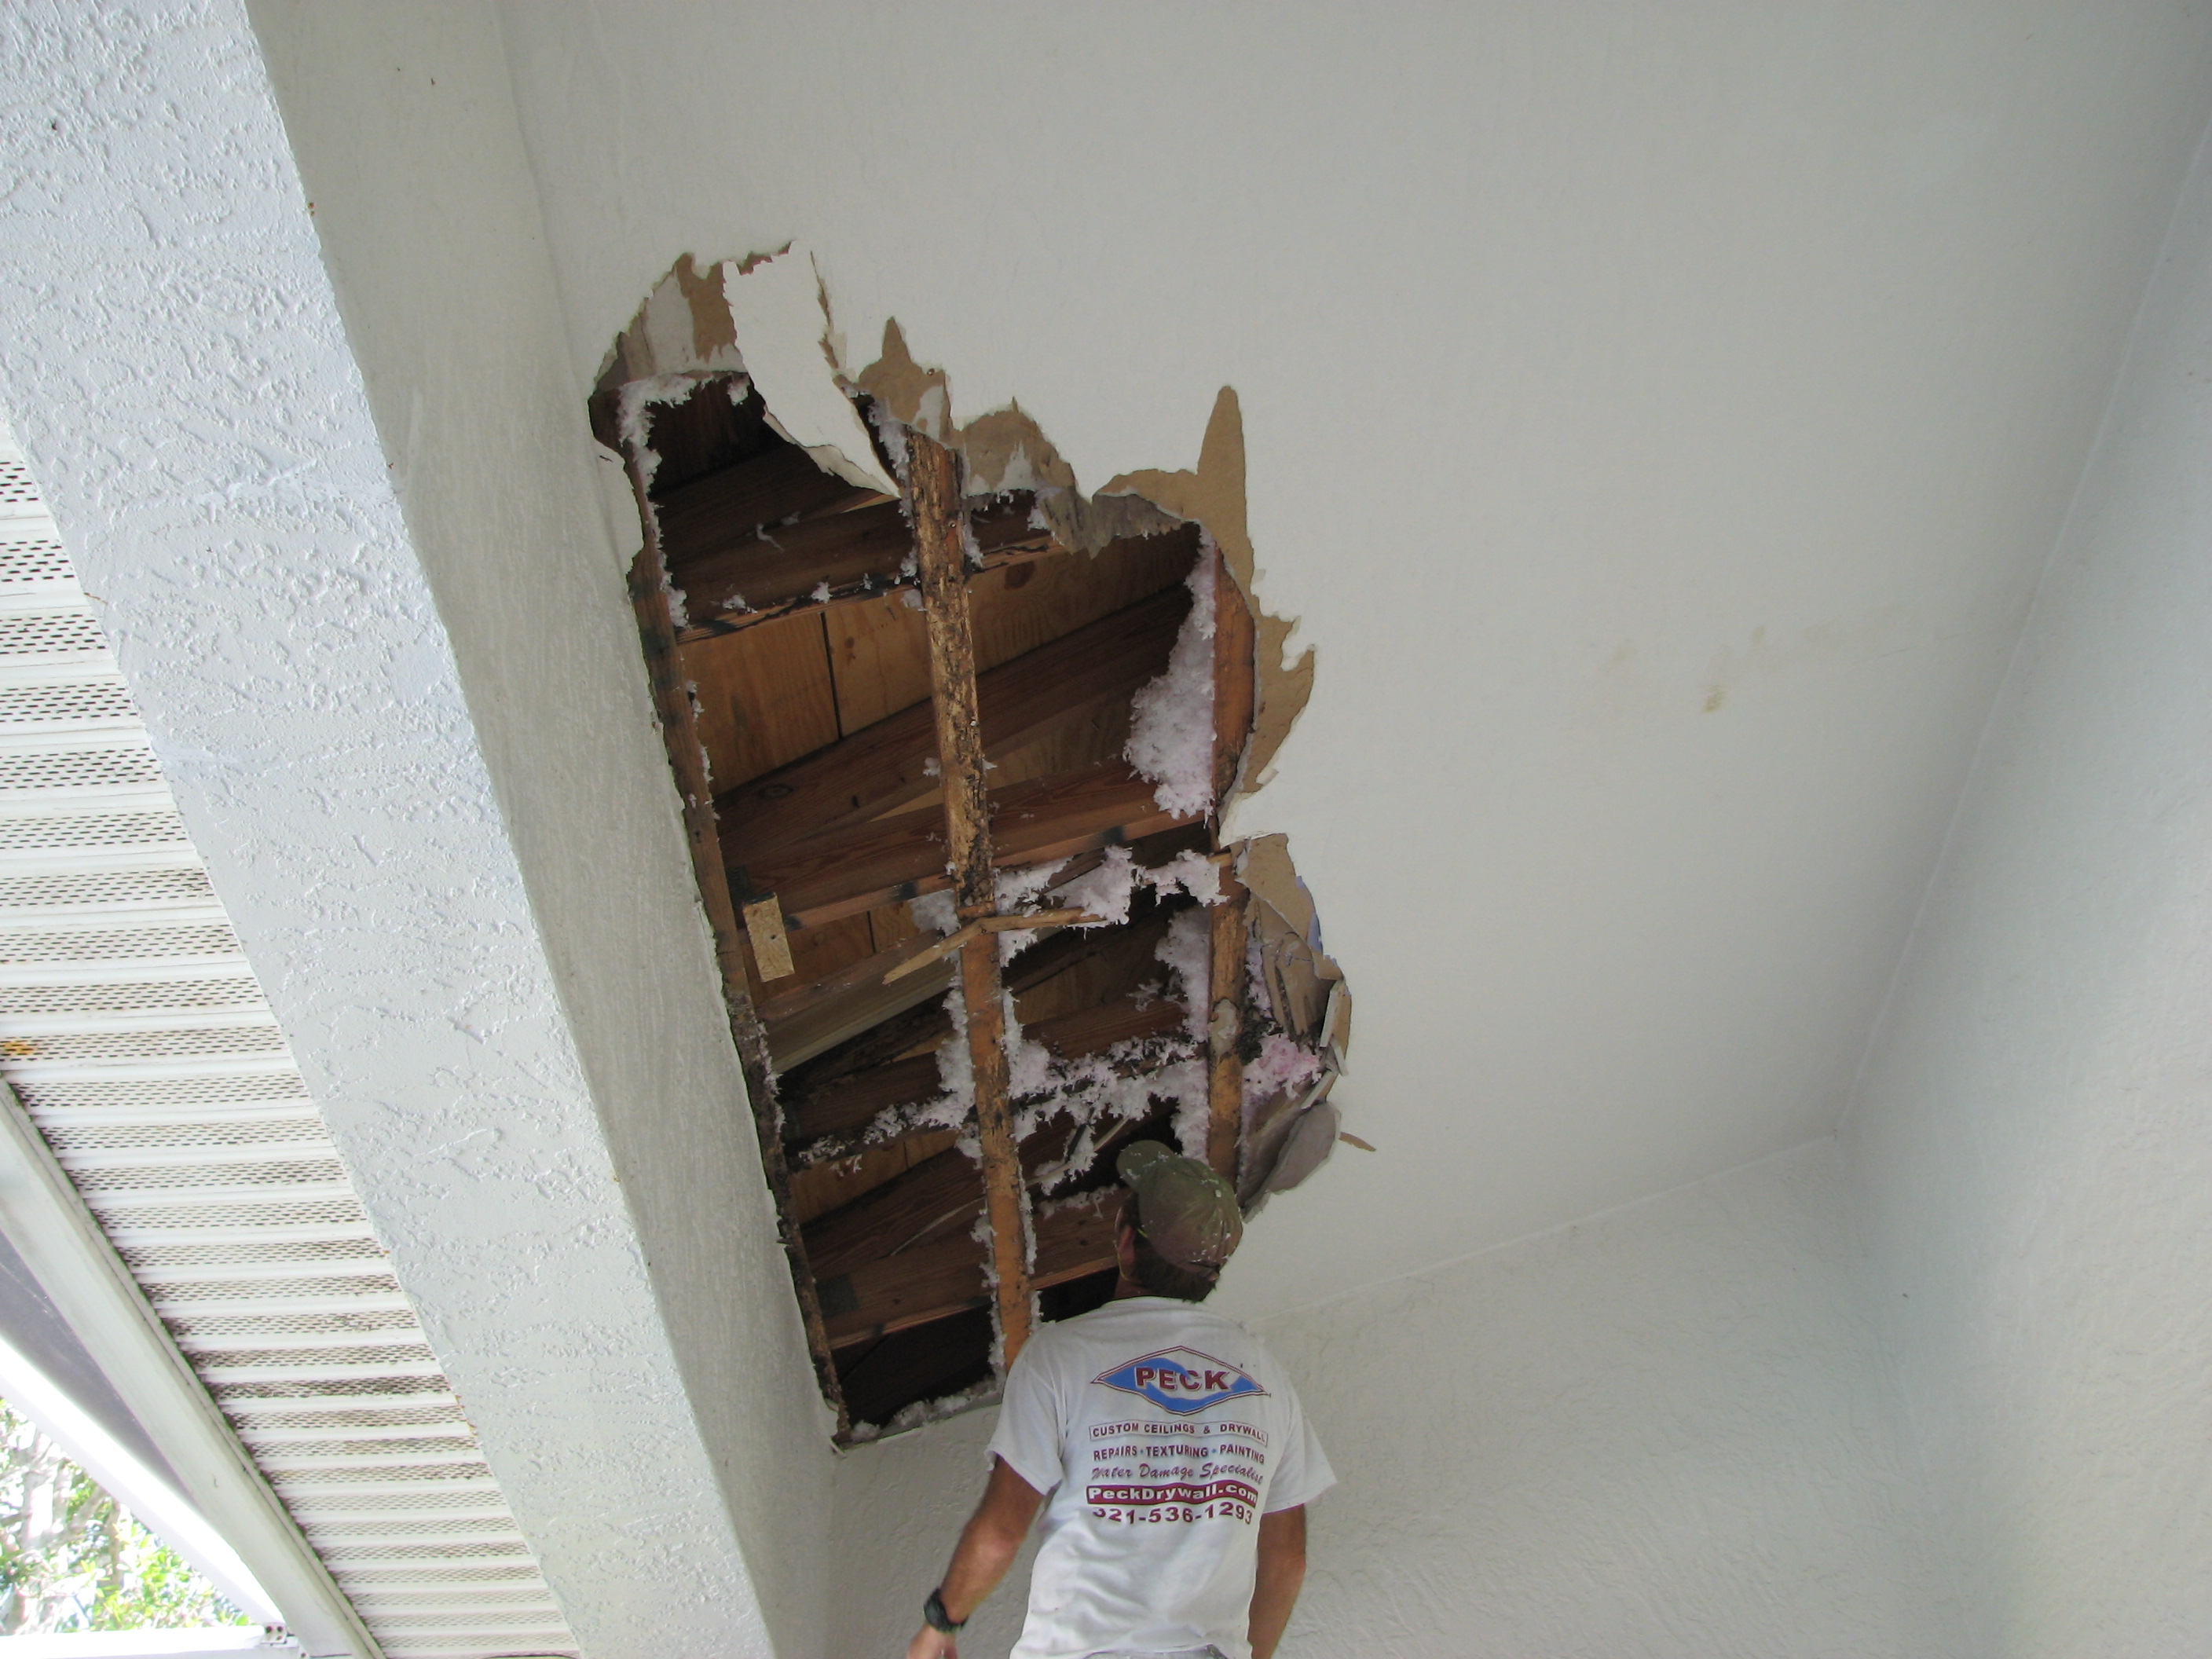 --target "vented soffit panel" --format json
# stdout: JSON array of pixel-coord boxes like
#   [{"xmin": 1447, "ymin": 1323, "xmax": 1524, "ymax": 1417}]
[{"xmin": 0, "ymin": 434, "xmax": 580, "ymax": 1659}]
